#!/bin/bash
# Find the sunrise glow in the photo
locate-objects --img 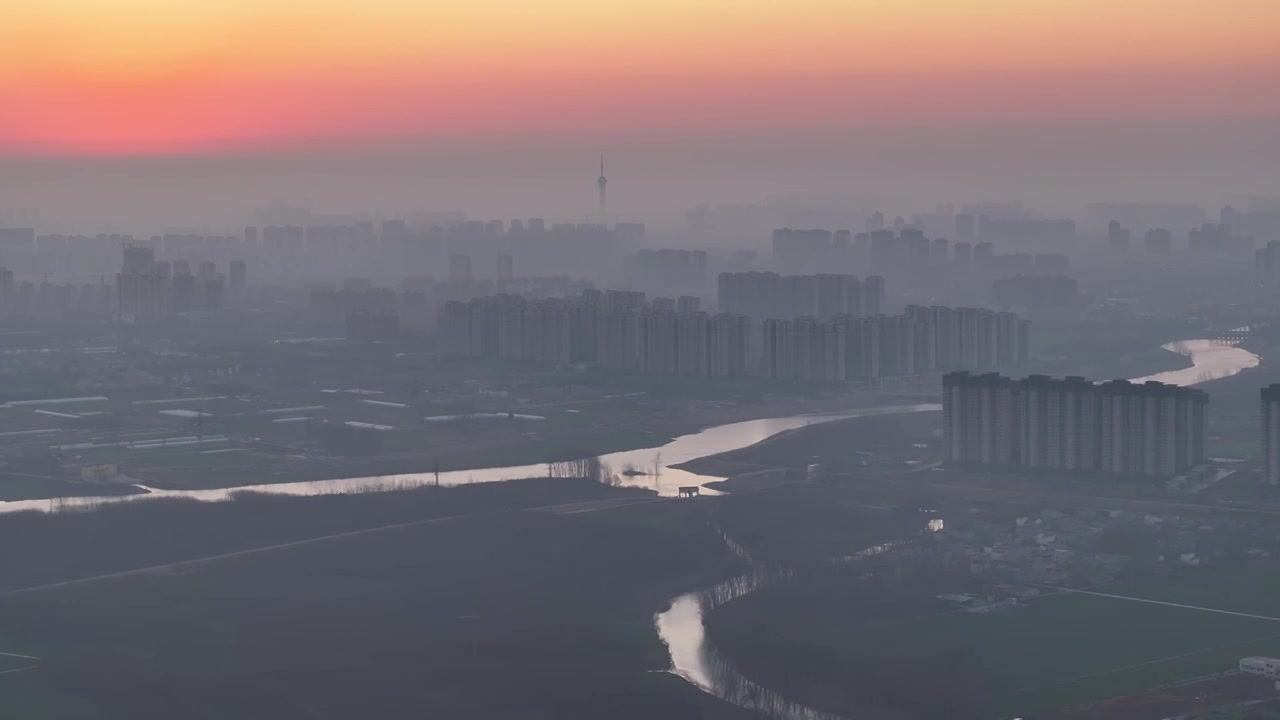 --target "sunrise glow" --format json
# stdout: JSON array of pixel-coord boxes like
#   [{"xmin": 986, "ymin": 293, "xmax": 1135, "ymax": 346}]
[{"xmin": 2, "ymin": 0, "xmax": 1277, "ymax": 154}]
